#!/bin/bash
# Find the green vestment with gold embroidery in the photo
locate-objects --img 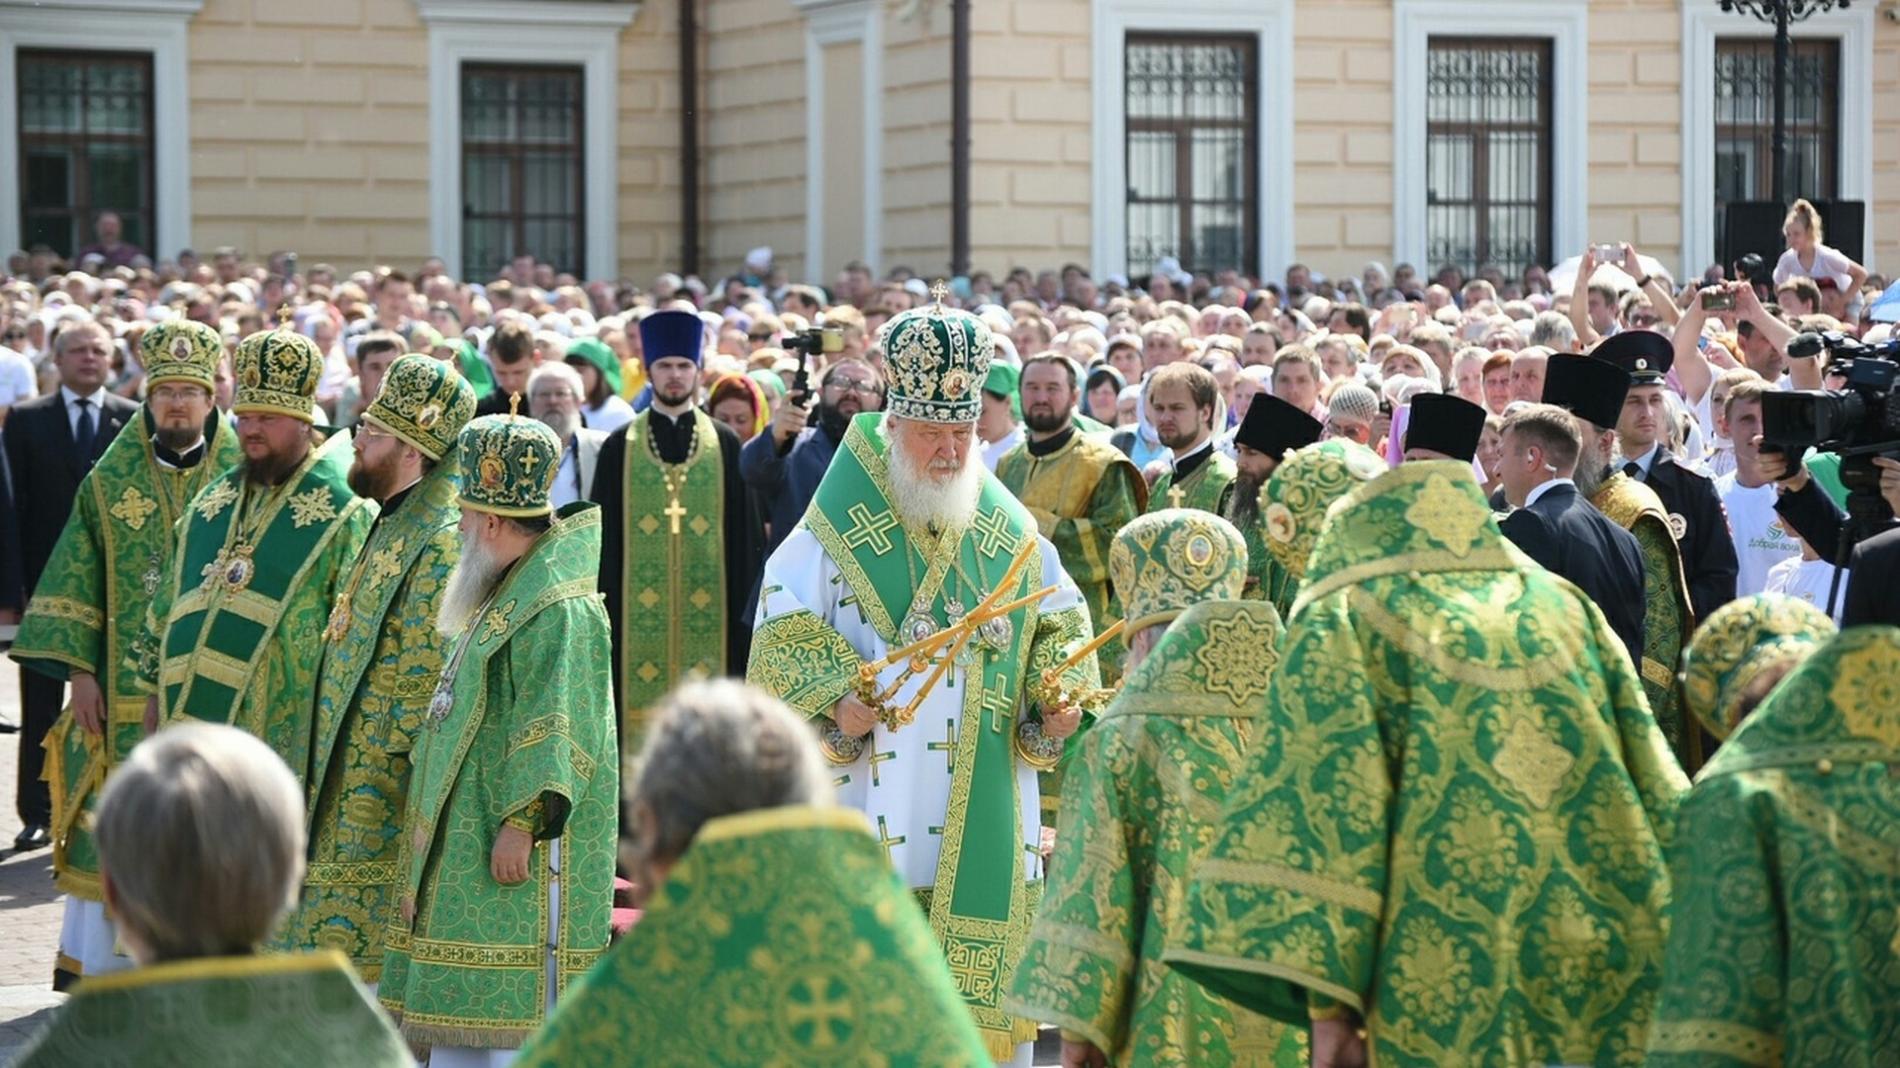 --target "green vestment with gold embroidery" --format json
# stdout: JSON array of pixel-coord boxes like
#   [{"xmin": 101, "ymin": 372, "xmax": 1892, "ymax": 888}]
[
  {"xmin": 276, "ymin": 461, "xmax": 463, "ymax": 979},
  {"xmin": 131, "ymin": 430, "xmax": 374, "ymax": 787},
  {"xmin": 1007, "ymin": 599, "xmax": 1305, "ymax": 1067},
  {"xmin": 379, "ymin": 504, "xmax": 618, "ymax": 1050},
  {"xmin": 747, "ymin": 412, "xmax": 1101, "ymax": 1060},
  {"xmin": 1592, "ymin": 471, "xmax": 1699, "ymax": 770},
  {"xmin": 12, "ymin": 410, "xmax": 239, "ymax": 899},
  {"xmin": 1164, "ymin": 462, "xmax": 1689, "ymax": 1068},
  {"xmin": 1148, "ymin": 448, "xmax": 1235, "ymax": 515},
  {"xmin": 612, "ymin": 409, "xmax": 728, "ymax": 745},
  {"xmin": 11, "ymin": 951, "xmax": 411, "ymax": 1068},
  {"xmin": 515, "ymin": 806, "xmax": 993, "ymax": 1067},
  {"xmin": 1238, "ymin": 512, "xmax": 1296, "ymax": 618},
  {"xmin": 1648, "ymin": 626, "xmax": 1900, "ymax": 1068}
]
